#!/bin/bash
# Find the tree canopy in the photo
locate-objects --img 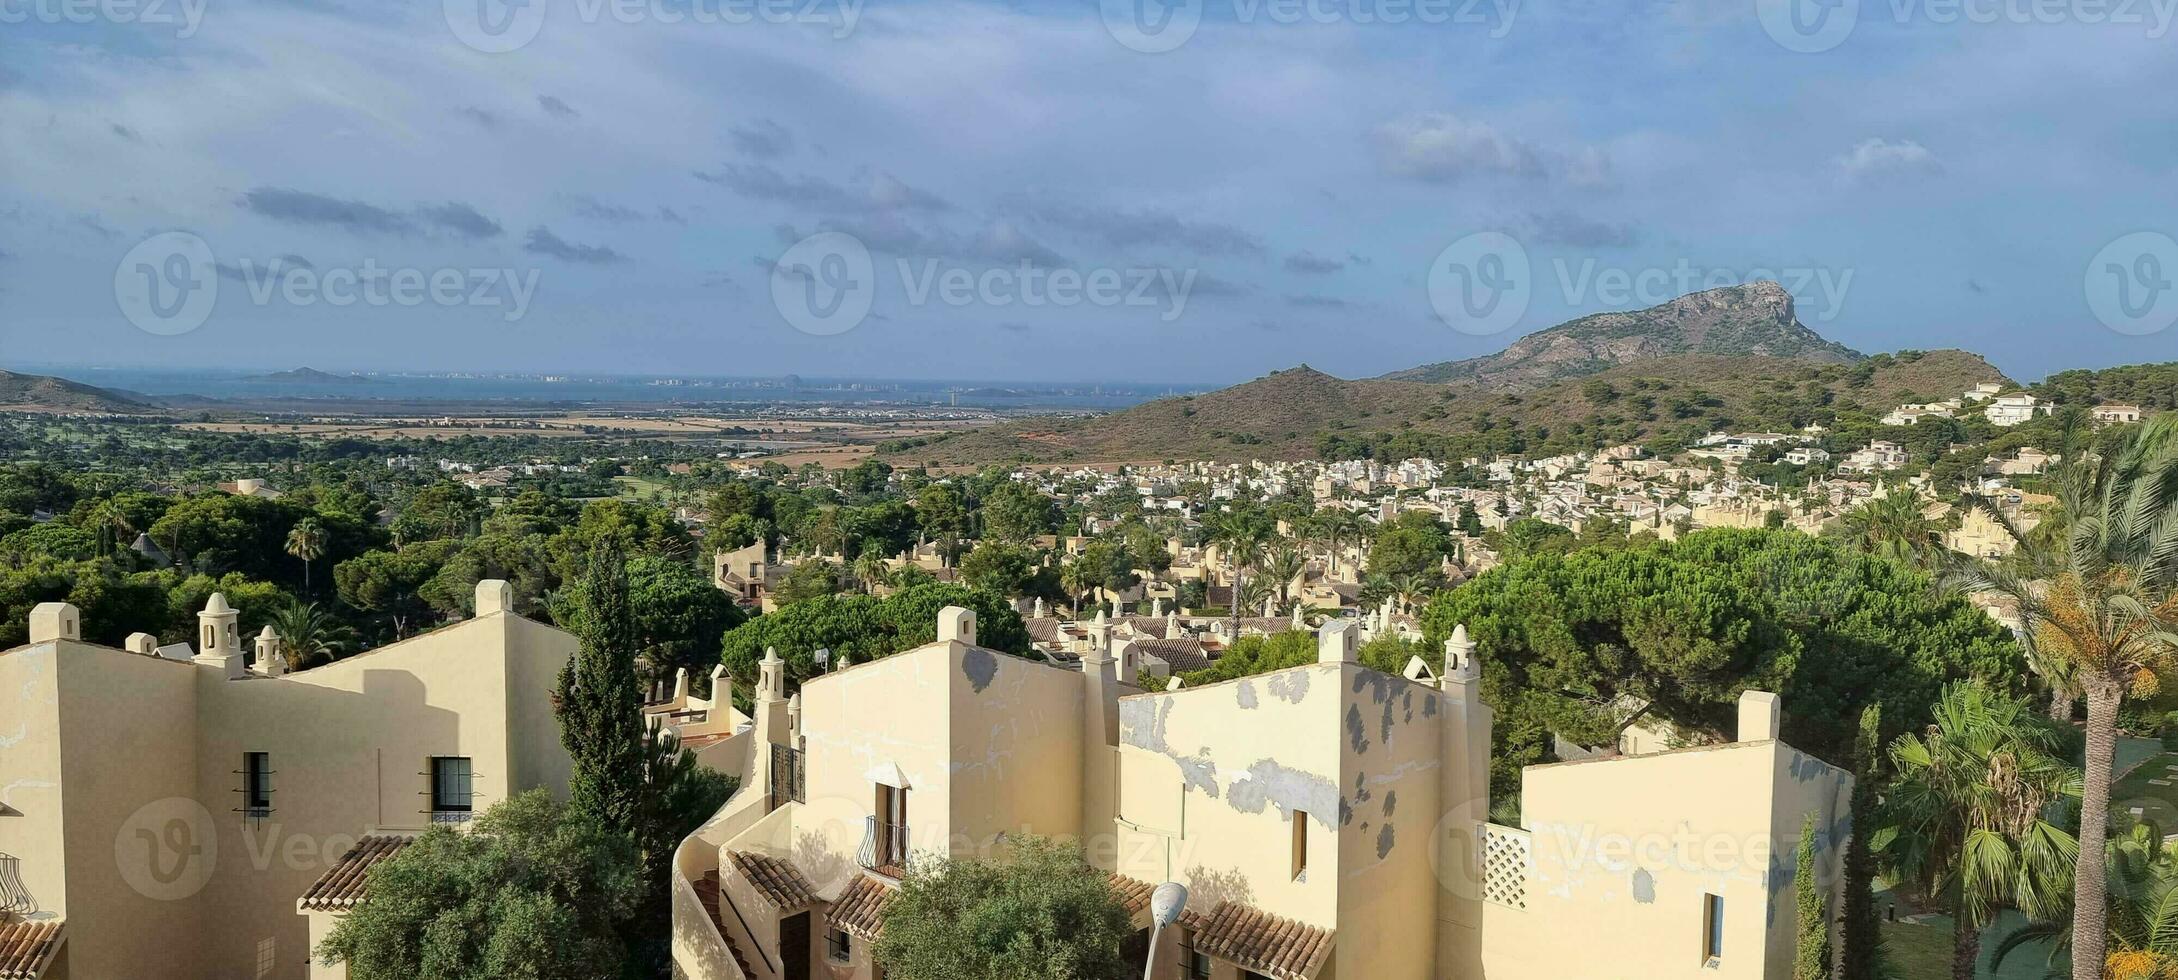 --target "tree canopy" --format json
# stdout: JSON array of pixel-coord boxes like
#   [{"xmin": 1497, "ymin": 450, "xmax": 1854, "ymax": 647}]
[
  {"xmin": 873, "ymin": 836, "xmax": 1133, "ymax": 980},
  {"xmin": 315, "ymin": 791, "xmax": 642, "ymax": 980},
  {"xmin": 1421, "ymin": 528, "xmax": 2027, "ymax": 792}
]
